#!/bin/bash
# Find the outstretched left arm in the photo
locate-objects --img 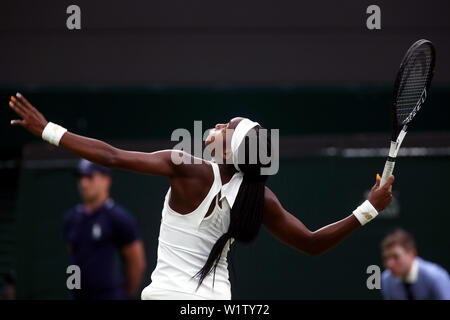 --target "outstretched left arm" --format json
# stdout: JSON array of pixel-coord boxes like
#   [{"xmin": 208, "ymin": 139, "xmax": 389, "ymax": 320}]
[{"xmin": 262, "ymin": 176, "xmax": 393, "ymax": 256}]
